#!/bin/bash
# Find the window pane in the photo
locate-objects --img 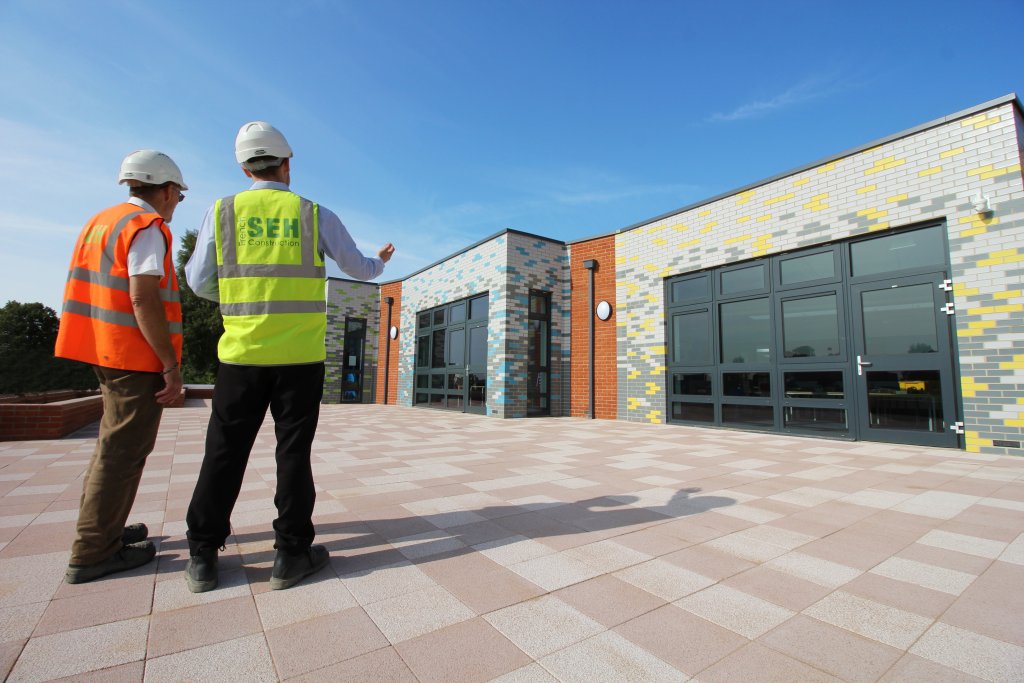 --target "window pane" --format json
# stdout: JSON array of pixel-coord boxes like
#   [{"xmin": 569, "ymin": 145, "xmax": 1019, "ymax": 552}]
[
  {"xmin": 784, "ymin": 372, "xmax": 844, "ymax": 399},
  {"xmin": 416, "ymin": 375, "xmax": 429, "ymax": 389},
  {"xmin": 429, "ymin": 393, "xmax": 444, "ymax": 407},
  {"xmin": 416, "ymin": 335, "xmax": 429, "ymax": 367},
  {"xmin": 431, "ymin": 329, "xmax": 446, "ymax": 368},
  {"xmin": 529, "ymin": 292, "xmax": 548, "ymax": 316},
  {"xmin": 433, "ymin": 309, "xmax": 445, "ymax": 326},
  {"xmin": 723, "ymin": 372, "xmax": 771, "ymax": 397},
  {"xmin": 672, "ymin": 401, "xmax": 714, "ymax": 422},
  {"xmin": 470, "ymin": 295, "xmax": 489, "ymax": 320},
  {"xmin": 671, "ymin": 275, "xmax": 710, "ymax": 304},
  {"xmin": 673, "ymin": 373, "xmax": 712, "ymax": 395},
  {"xmin": 720, "ymin": 298, "xmax": 771, "ymax": 363},
  {"xmin": 861, "ymin": 284, "xmax": 938, "ymax": 355},
  {"xmin": 415, "ymin": 392, "xmax": 429, "ymax": 404},
  {"xmin": 783, "ymin": 294, "xmax": 840, "ymax": 358},
  {"xmin": 721, "ymin": 264, "xmax": 765, "ymax": 295},
  {"xmin": 431, "ymin": 374, "xmax": 444, "ymax": 389},
  {"xmin": 448, "ymin": 373, "xmax": 464, "ymax": 390},
  {"xmin": 780, "ymin": 252, "xmax": 835, "ymax": 285},
  {"xmin": 448, "ymin": 328, "xmax": 465, "ymax": 366},
  {"xmin": 469, "ymin": 373, "xmax": 486, "ymax": 406},
  {"xmin": 469, "ymin": 326, "xmax": 487, "ymax": 366},
  {"xmin": 529, "ymin": 320, "xmax": 548, "ymax": 367},
  {"xmin": 450, "ymin": 302, "xmax": 466, "ymax": 323},
  {"xmin": 418, "ymin": 312, "xmax": 430, "ymax": 329},
  {"xmin": 784, "ymin": 406, "xmax": 847, "ymax": 430},
  {"xmin": 851, "ymin": 226, "xmax": 945, "ymax": 277},
  {"xmin": 722, "ymin": 404, "xmax": 774, "ymax": 426},
  {"xmin": 446, "ymin": 393, "xmax": 464, "ymax": 410},
  {"xmin": 866, "ymin": 370, "xmax": 944, "ymax": 432},
  {"xmin": 672, "ymin": 310, "xmax": 711, "ymax": 366}
]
